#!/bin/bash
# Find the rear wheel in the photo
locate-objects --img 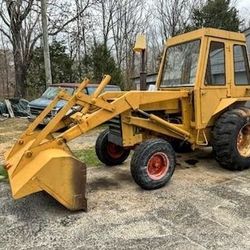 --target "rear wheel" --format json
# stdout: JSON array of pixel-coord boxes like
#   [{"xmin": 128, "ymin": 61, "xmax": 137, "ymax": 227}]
[
  {"xmin": 130, "ymin": 139, "xmax": 176, "ymax": 190},
  {"xmin": 95, "ymin": 129, "xmax": 130, "ymax": 166},
  {"xmin": 213, "ymin": 107, "xmax": 250, "ymax": 170}
]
